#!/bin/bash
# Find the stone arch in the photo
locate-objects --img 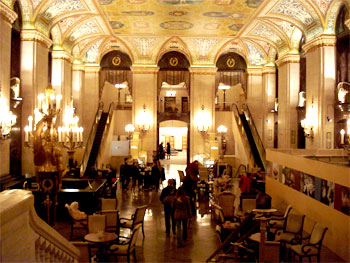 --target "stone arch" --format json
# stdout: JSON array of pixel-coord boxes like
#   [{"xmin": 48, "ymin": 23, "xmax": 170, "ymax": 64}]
[
  {"xmin": 156, "ymin": 37, "xmax": 192, "ymax": 66},
  {"xmin": 214, "ymin": 39, "xmax": 249, "ymax": 67}
]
